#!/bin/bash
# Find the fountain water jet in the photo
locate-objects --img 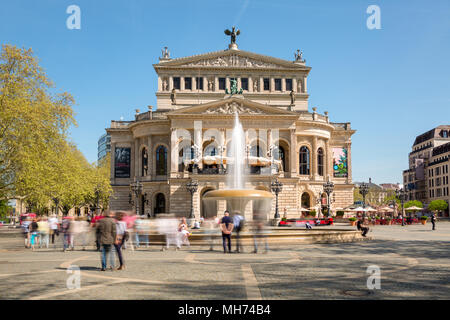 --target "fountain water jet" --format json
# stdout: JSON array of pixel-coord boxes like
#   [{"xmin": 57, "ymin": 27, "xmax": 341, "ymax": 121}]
[{"xmin": 203, "ymin": 112, "xmax": 272, "ymax": 220}]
